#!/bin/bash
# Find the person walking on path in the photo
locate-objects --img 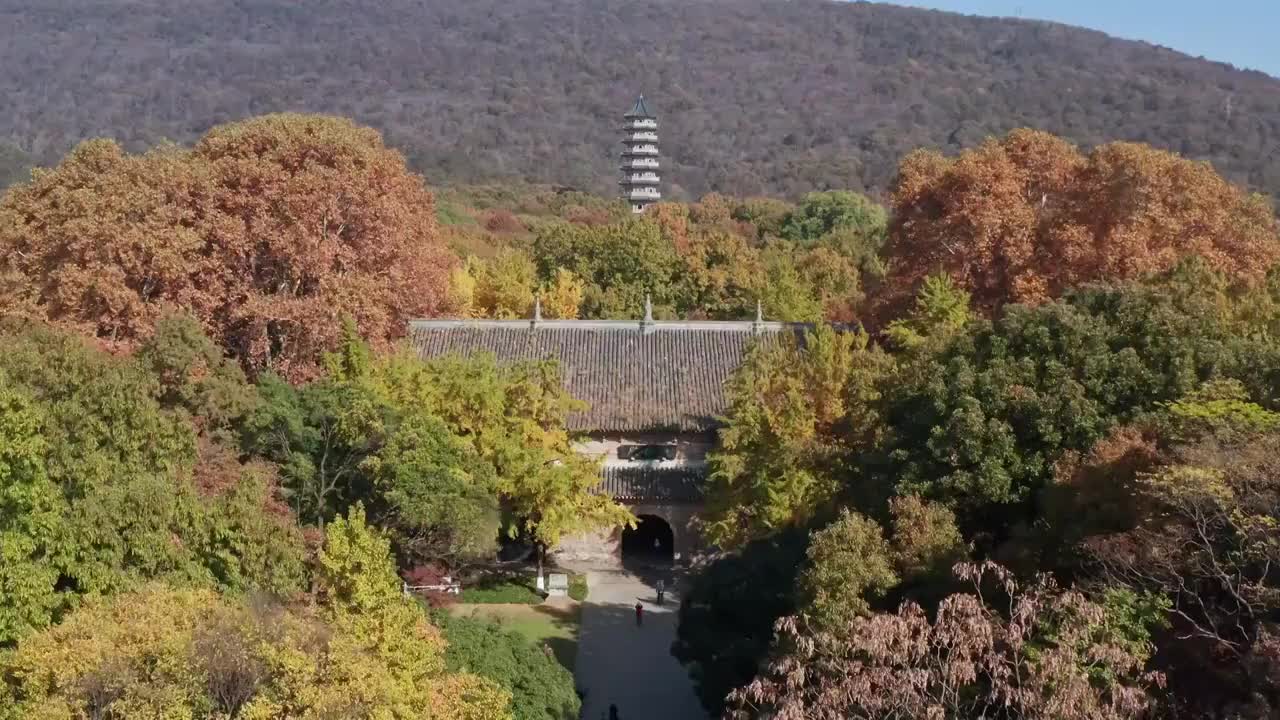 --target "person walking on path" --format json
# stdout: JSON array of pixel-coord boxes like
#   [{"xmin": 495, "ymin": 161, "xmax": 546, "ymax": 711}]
[
  {"xmin": 609, "ymin": 704, "xmax": 620, "ymax": 720},
  {"xmin": 656, "ymin": 579, "xmax": 665, "ymax": 606},
  {"xmin": 635, "ymin": 601, "xmax": 643, "ymax": 626}
]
